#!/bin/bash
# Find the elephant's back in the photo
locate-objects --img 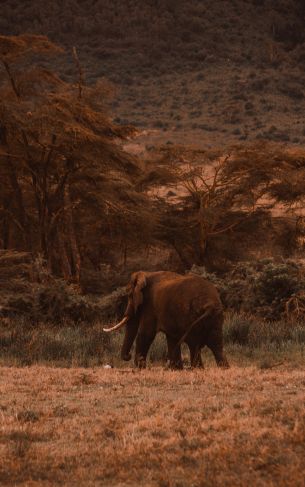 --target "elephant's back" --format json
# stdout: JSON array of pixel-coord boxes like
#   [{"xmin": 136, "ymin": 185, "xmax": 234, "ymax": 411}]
[
  {"xmin": 158, "ymin": 274, "xmax": 221, "ymax": 304},
  {"xmin": 154, "ymin": 274, "xmax": 222, "ymax": 334}
]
